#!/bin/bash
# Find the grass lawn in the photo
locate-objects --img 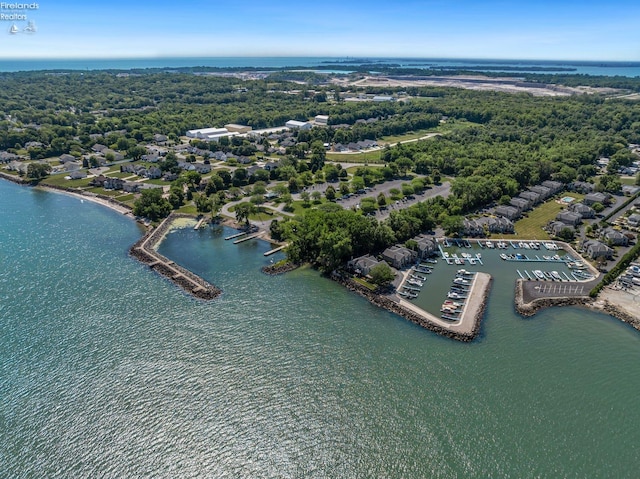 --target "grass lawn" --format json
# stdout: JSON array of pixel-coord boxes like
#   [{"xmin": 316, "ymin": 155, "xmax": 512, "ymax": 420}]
[
  {"xmin": 42, "ymin": 175, "xmax": 93, "ymax": 188},
  {"xmin": 105, "ymin": 171, "xmax": 131, "ymax": 178},
  {"xmin": 491, "ymin": 194, "xmax": 585, "ymax": 240},
  {"xmin": 379, "ymin": 128, "xmax": 436, "ymax": 143},
  {"xmin": 326, "ymin": 151, "xmax": 385, "ymax": 164},
  {"xmin": 352, "ymin": 276, "xmax": 377, "ymax": 291},
  {"xmin": 345, "ymin": 165, "xmax": 384, "ymax": 175},
  {"xmin": 177, "ymin": 204, "xmax": 198, "ymax": 215},
  {"xmin": 620, "ymin": 176, "xmax": 638, "ymax": 186}
]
